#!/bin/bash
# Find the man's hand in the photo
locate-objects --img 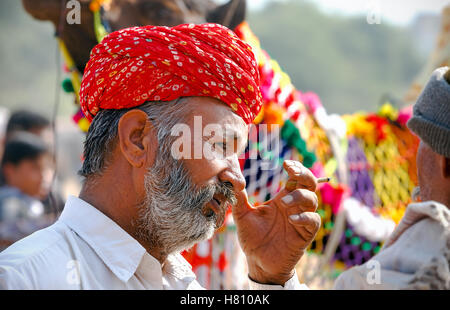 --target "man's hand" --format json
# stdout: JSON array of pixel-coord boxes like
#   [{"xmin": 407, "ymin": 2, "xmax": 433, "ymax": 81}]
[{"xmin": 232, "ymin": 160, "xmax": 321, "ymax": 286}]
